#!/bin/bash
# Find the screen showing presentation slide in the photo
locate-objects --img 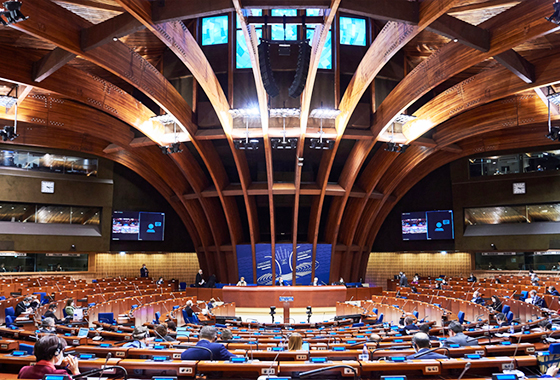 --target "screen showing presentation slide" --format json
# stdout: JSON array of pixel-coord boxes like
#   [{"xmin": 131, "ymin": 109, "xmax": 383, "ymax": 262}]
[
  {"xmin": 112, "ymin": 211, "xmax": 165, "ymax": 241},
  {"xmin": 401, "ymin": 210, "xmax": 453, "ymax": 240}
]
